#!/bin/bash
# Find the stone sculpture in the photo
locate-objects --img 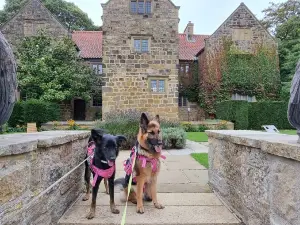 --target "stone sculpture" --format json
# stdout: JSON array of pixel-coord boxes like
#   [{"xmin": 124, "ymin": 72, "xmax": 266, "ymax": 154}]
[
  {"xmin": 0, "ymin": 31, "xmax": 17, "ymax": 127},
  {"xmin": 288, "ymin": 60, "xmax": 300, "ymax": 143}
]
